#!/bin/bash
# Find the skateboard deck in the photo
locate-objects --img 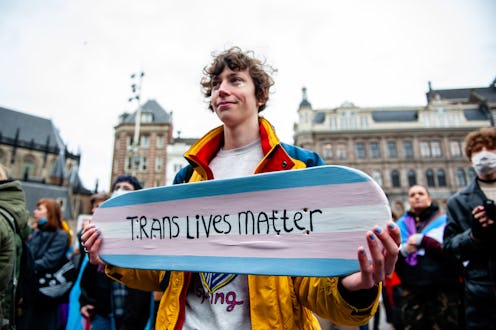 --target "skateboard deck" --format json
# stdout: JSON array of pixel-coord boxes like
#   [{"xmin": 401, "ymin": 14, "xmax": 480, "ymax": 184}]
[{"xmin": 93, "ymin": 165, "xmax": 391, "ymax": 277}]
